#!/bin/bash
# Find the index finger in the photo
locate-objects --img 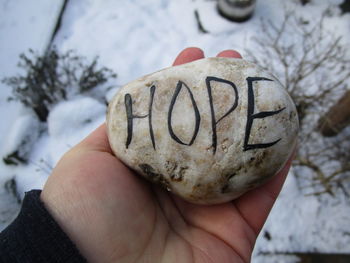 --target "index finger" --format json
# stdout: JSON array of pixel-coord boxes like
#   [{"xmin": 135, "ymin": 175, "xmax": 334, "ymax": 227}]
[
  {"xmin": 234, "ymin": 149, "xmax": 296, "ymax": 235},
  {"xmin": 217, "ymin": 49, "xmax": 294, "ymax": 233},
  {"xmin": 173, "ymin": 47, "xmax": 204, "ymax": 66}
]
